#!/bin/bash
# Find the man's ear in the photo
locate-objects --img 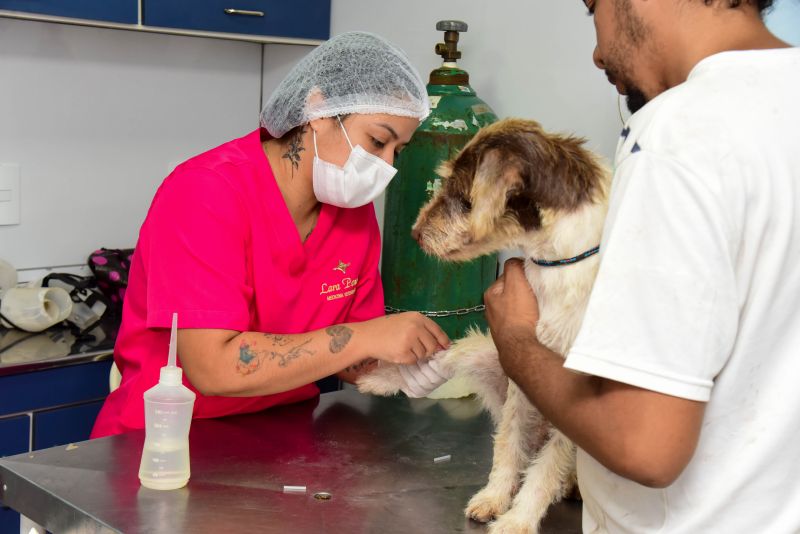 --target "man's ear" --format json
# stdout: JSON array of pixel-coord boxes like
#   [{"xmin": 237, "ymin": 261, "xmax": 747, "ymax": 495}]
[{"xmin": 470, "ymin": 149, "xmax": 522, "ymax": 242}]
